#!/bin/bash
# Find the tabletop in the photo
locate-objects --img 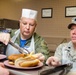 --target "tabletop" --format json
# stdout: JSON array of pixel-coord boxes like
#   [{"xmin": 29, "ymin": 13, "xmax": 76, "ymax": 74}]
[
  {"xmin": 8, "ymin": 65, "xmax": 50, "ymax": 75},
  {"xmin": 0, "ymin": 55, "xmax": 76, "ymax": 75},
  {"xmin": 8, "ymin": 65, "xmax": 76, "ymax": 75}
]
